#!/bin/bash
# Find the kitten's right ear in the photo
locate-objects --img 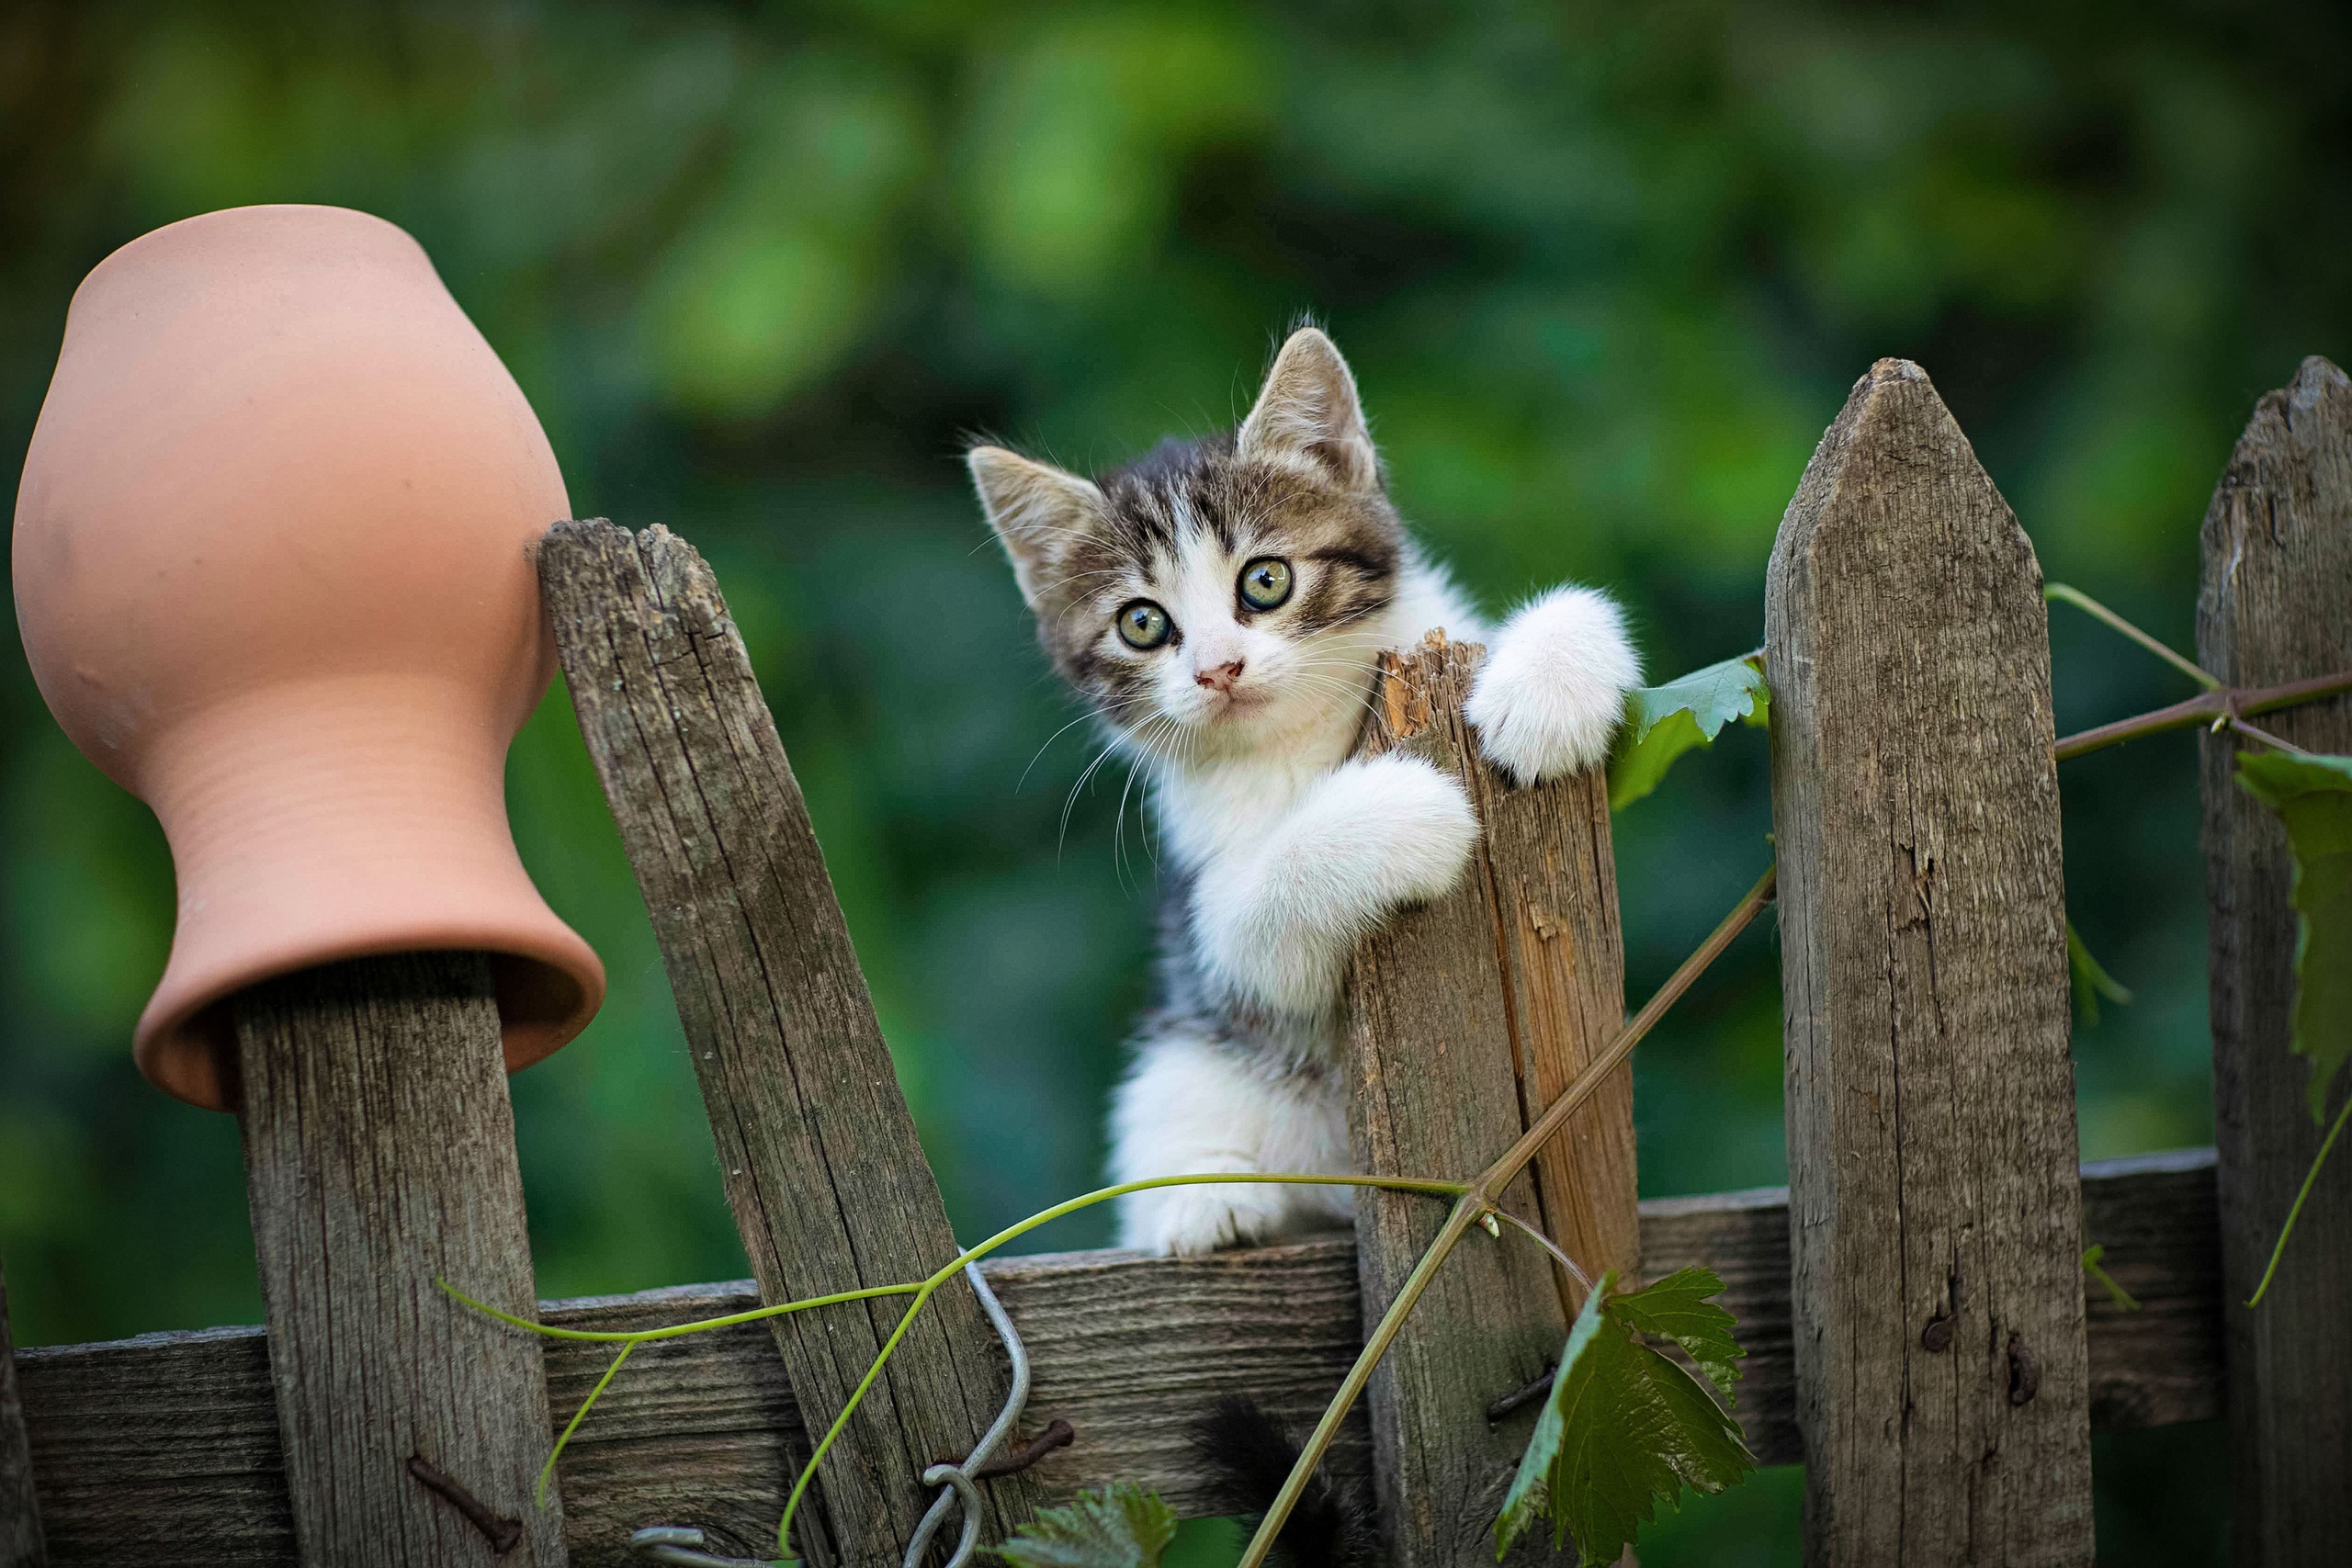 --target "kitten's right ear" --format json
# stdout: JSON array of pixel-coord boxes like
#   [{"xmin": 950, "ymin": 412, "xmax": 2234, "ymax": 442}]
[{"xmin": 967, "ymin": 446, "xmax": 1106, "ymax": 611}]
